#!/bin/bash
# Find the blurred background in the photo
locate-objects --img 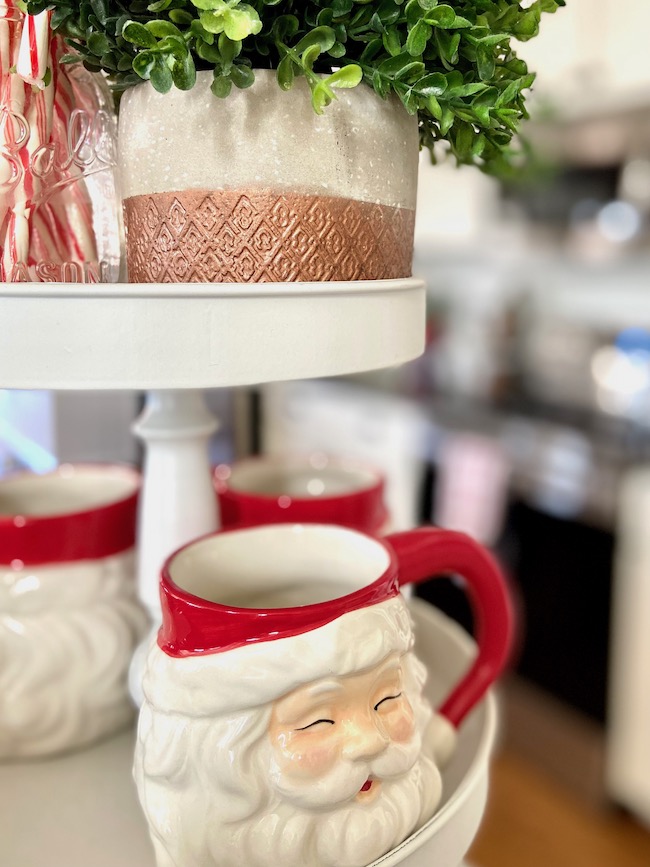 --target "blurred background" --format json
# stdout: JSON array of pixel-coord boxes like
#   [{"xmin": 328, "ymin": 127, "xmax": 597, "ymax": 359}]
[{"xmin": 2, "ymin": 2, "xmax": 650, "ymax": 864}]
